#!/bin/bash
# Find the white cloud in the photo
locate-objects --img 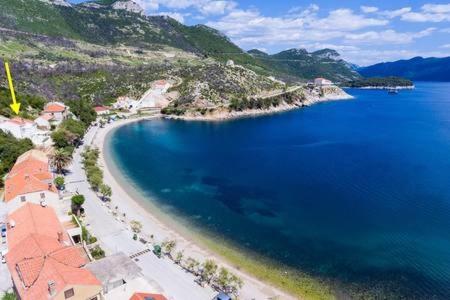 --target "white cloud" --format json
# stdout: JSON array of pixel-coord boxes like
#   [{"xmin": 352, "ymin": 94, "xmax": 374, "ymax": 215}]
[
  {"xmin": 199, "ymin": 1, "xmax": 237, "ymax": 15},
  {"xmin": 422, "ymin": 4, "xmax": 450, "ymax": 14},
  {"xmin": 379, "ymin": 7, "xmax": 412, "ymax": 18},
  {"xmin": 441, "ymin": 43, "xmax": 450, "ymax": 48},
  {"xmin": 361, "ymin": 6, "xmax": 378, "ymax": 13},
  {"xmin": 156, "ymin": 11, "xmax": 188, "ymax": 22},
  {"xmin": 139, "ymin": 0, "xmax": 236, "ymax": 15},
  {"xmin": 345, "ymin": 27, "xmax": 436, "ymax": 44}
]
